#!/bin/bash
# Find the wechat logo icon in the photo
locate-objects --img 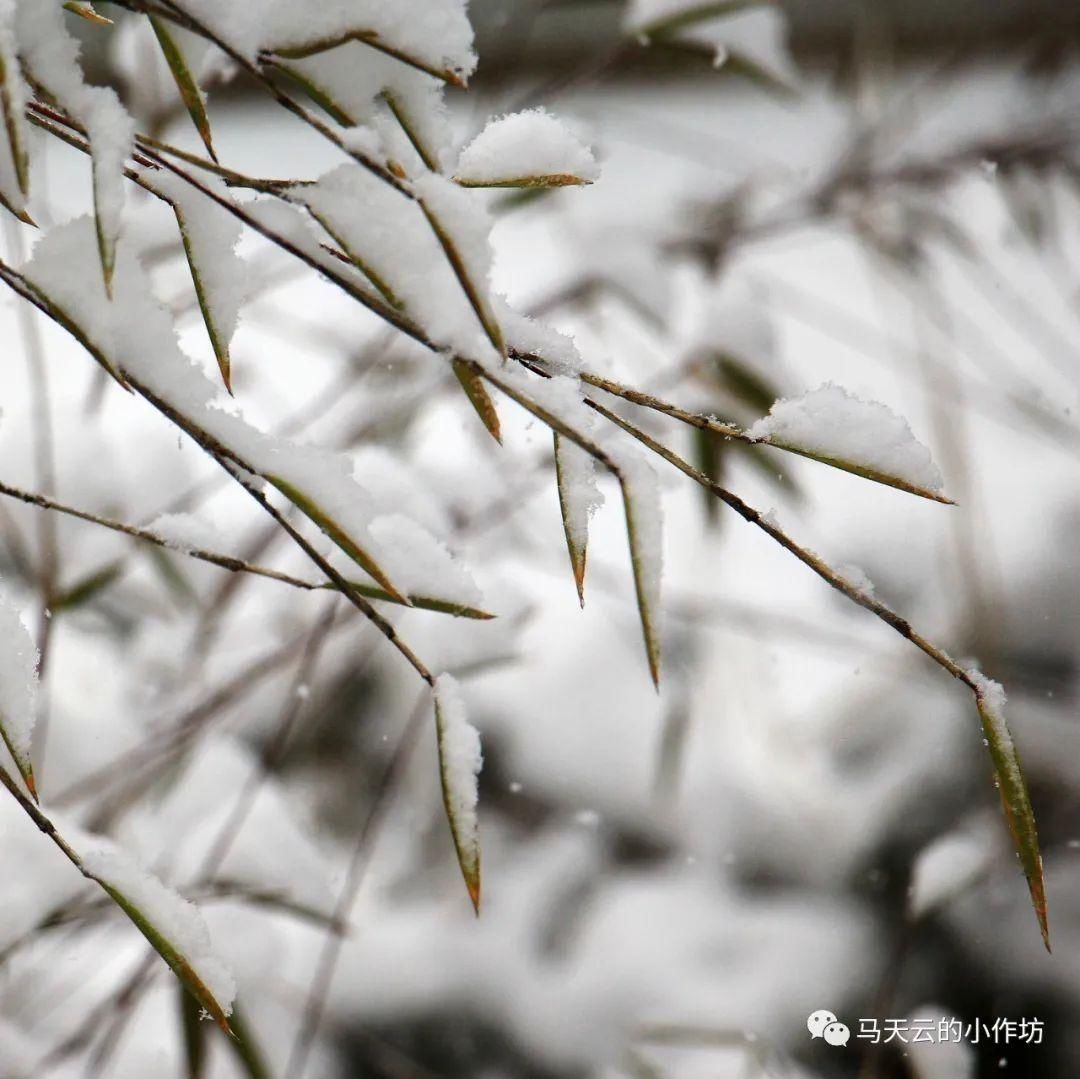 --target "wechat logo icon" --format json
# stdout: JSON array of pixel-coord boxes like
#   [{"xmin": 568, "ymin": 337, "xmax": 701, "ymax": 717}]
[{"xmin": 808, "ymin": 1010, "xmax": 850, "ymax": 1047}]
